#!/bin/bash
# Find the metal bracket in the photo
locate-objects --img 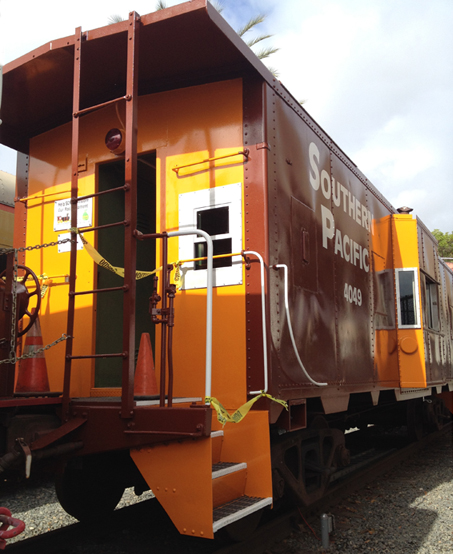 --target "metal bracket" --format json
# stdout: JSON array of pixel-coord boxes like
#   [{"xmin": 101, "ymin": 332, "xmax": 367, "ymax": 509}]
[{"xmin": 15, "ymin": 438, "xmax": 32, "ymax": 479}]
